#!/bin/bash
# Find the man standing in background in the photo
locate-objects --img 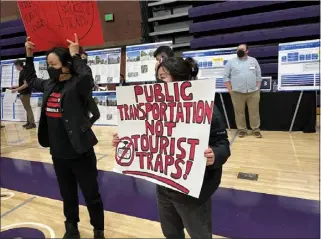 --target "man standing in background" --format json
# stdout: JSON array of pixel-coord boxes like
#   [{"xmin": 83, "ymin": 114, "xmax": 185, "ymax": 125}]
[
  {"xmin": 12, "ymin": 60, "xmax": 36, "ymax": 129},
  {"xmin": 154, "ymin": 45, "xmax": 174, "ymax": 73},
  {"xmin": 224, "ymin": 44, "xmax": 262, "ymax": 138}
]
